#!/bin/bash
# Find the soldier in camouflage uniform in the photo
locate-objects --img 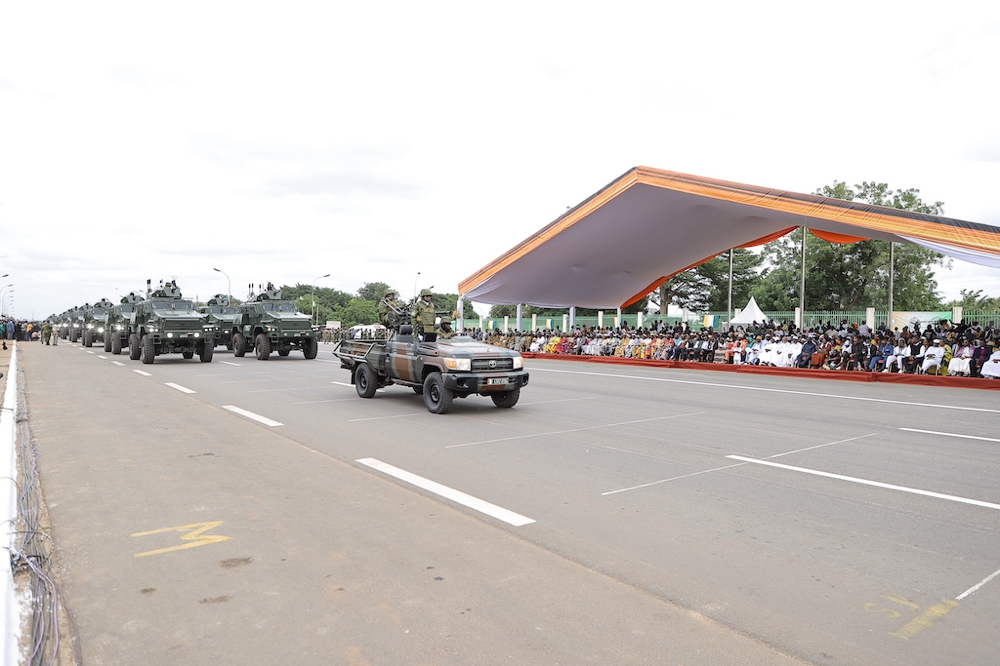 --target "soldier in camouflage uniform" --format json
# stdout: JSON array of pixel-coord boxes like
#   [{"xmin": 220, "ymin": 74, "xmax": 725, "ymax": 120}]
[
  {"xmin": 412, "ymin": 288, "xmax": 436, "ymax": 337},
  {"xmin": 377, "ymin": 288, "xmax": 406, "ymax": 330},
  {"xmin": 435, "ymin": 314, "xmax": 455, "ymax": 340}
]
